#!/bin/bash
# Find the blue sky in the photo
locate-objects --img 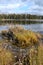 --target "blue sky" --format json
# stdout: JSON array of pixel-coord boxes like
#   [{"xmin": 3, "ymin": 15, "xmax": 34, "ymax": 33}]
[{"xmin": 0, "ymin": 0, "xmax": 43, "ymax": 15}]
